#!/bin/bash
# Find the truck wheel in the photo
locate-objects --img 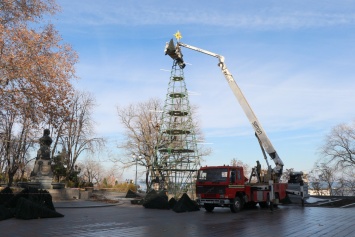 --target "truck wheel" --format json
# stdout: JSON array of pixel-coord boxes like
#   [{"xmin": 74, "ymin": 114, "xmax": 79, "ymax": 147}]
[
  {"xmin": 204, "ymin": 204, "xmax": 214, "ymax": 212},
  {"xmin": 230, "ymin": 197, "xmax": 242, "ymax": 213}
]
